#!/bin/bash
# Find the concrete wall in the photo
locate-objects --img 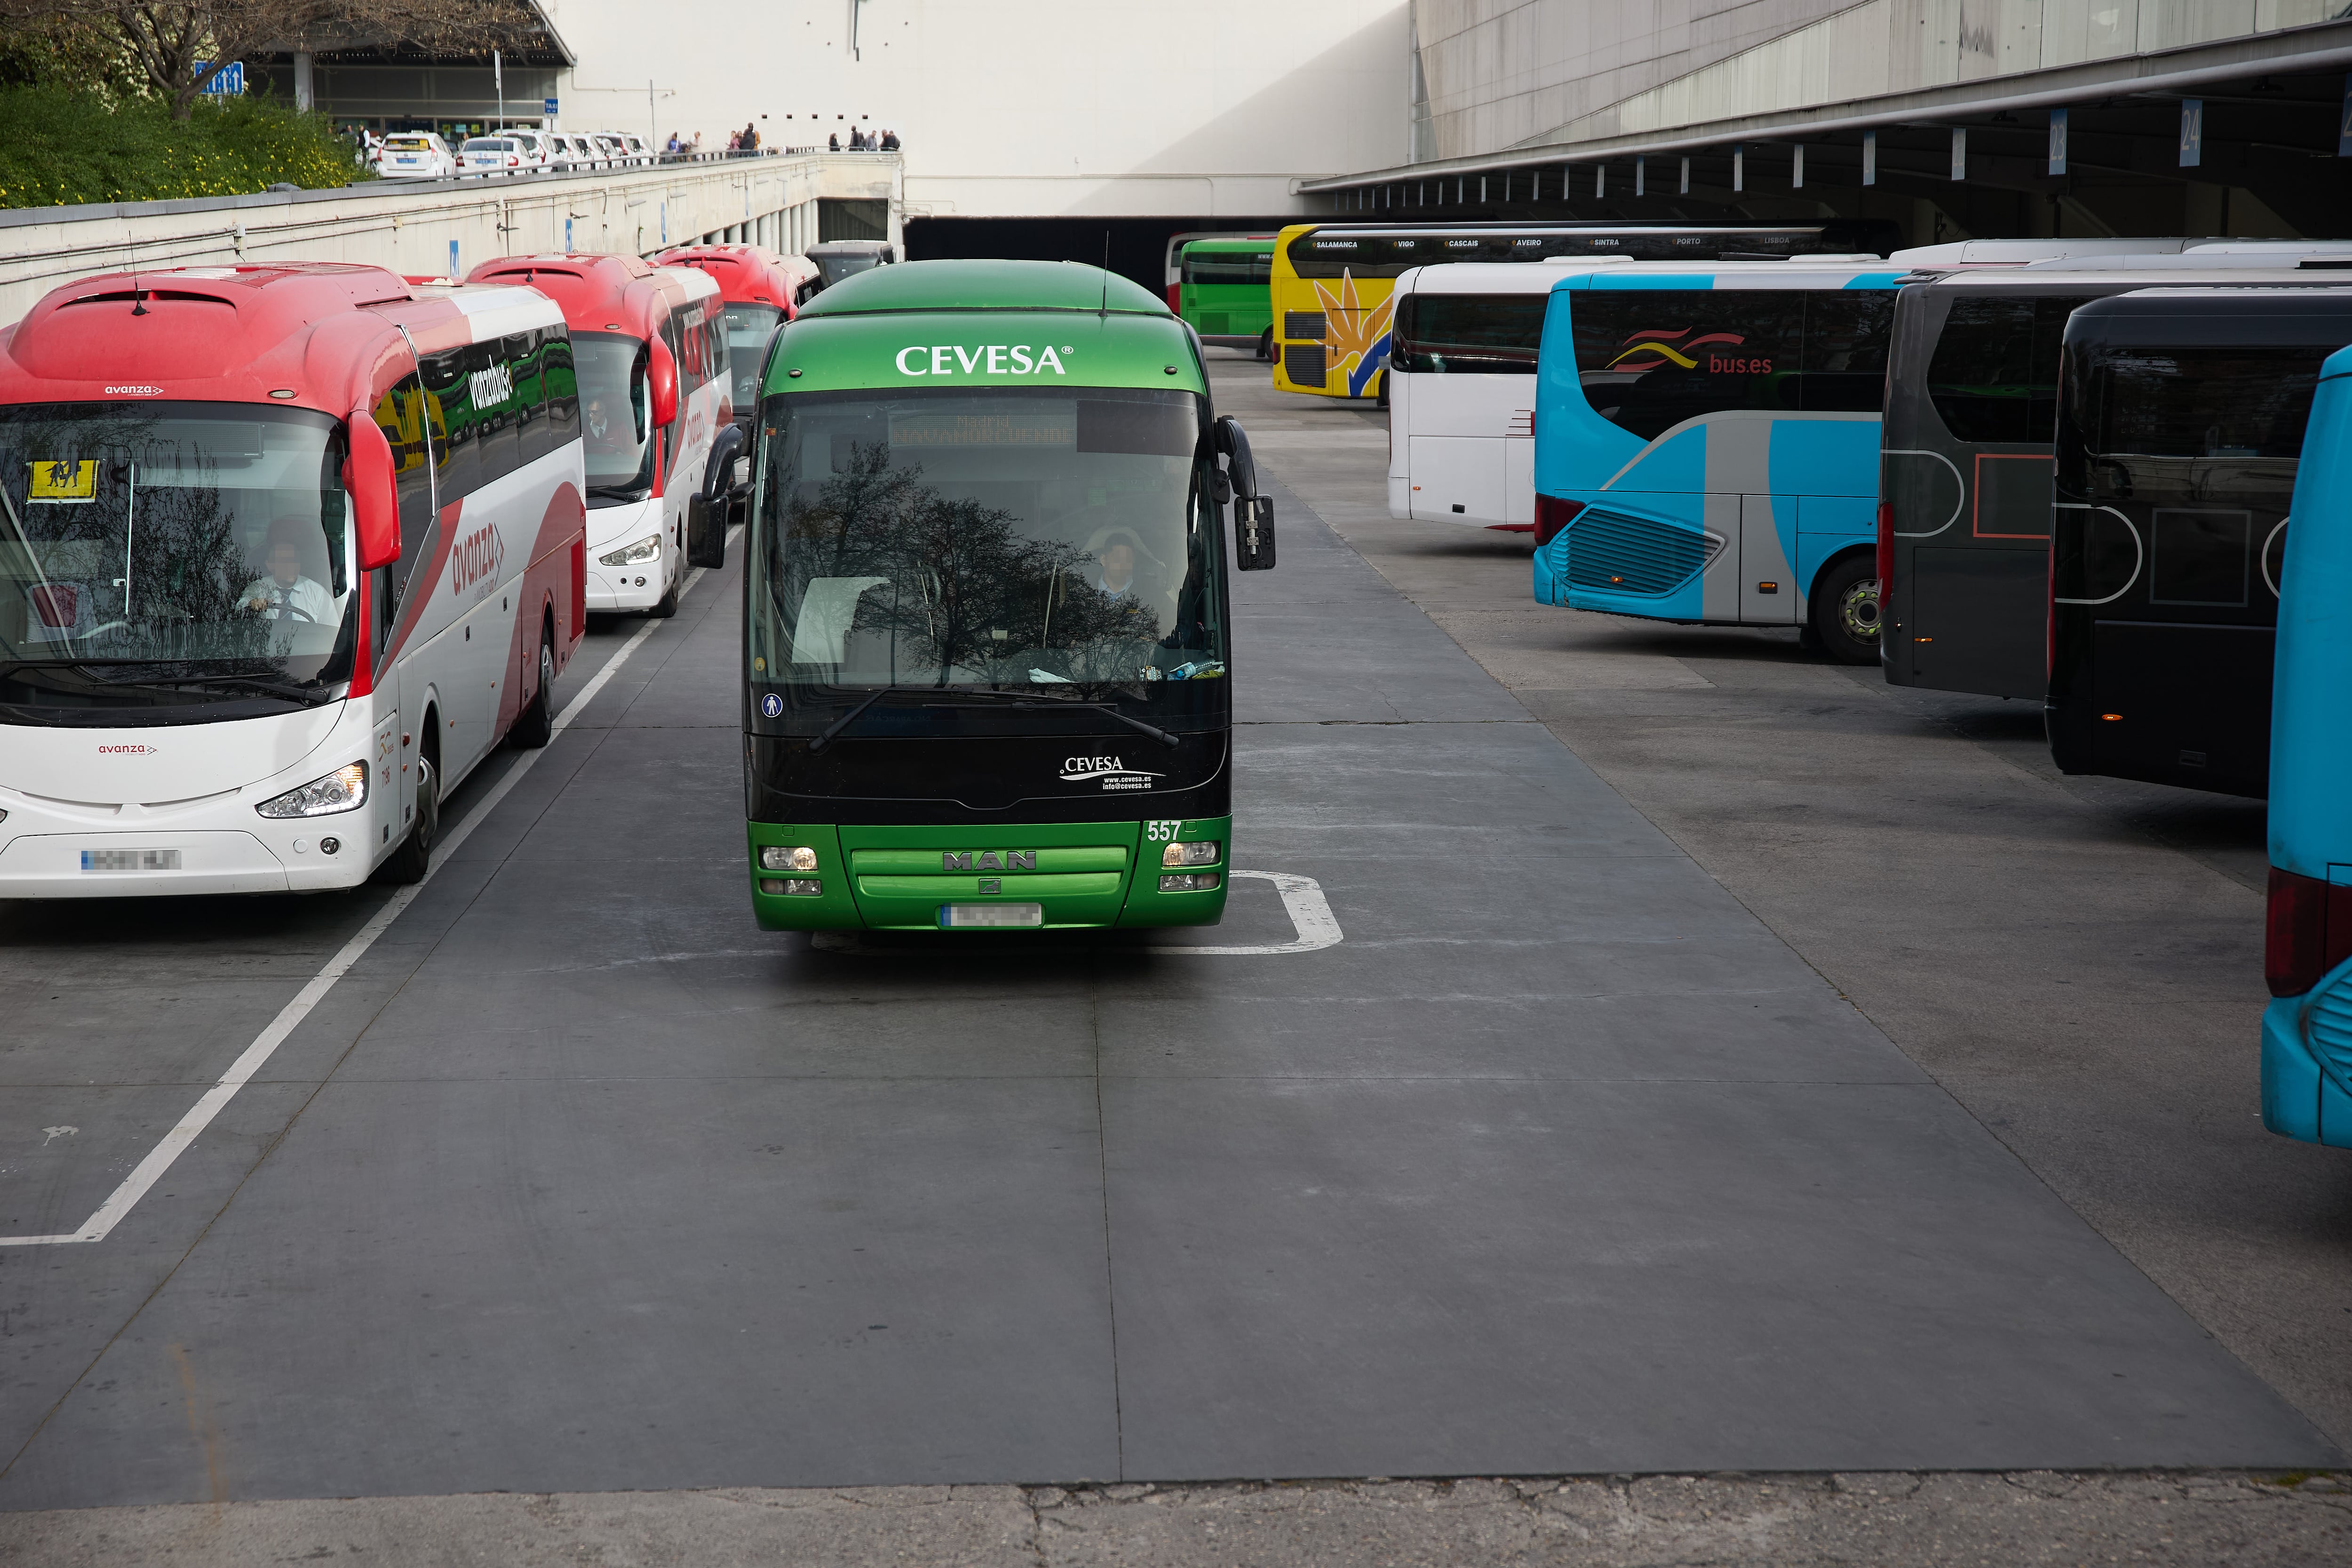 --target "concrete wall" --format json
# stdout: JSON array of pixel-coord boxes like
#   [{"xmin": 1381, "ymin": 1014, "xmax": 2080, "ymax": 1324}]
[
  {"xmin": 1412, "ymin": 0, "xmax": 2347, "ymax": 158},
  {"xmin": 0, "ymin": 155, "xmax": 898, "ymax": 325},
  {"xmin": 542, "ymin": 0, "xmax": 1412, "ymax": 218}
]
